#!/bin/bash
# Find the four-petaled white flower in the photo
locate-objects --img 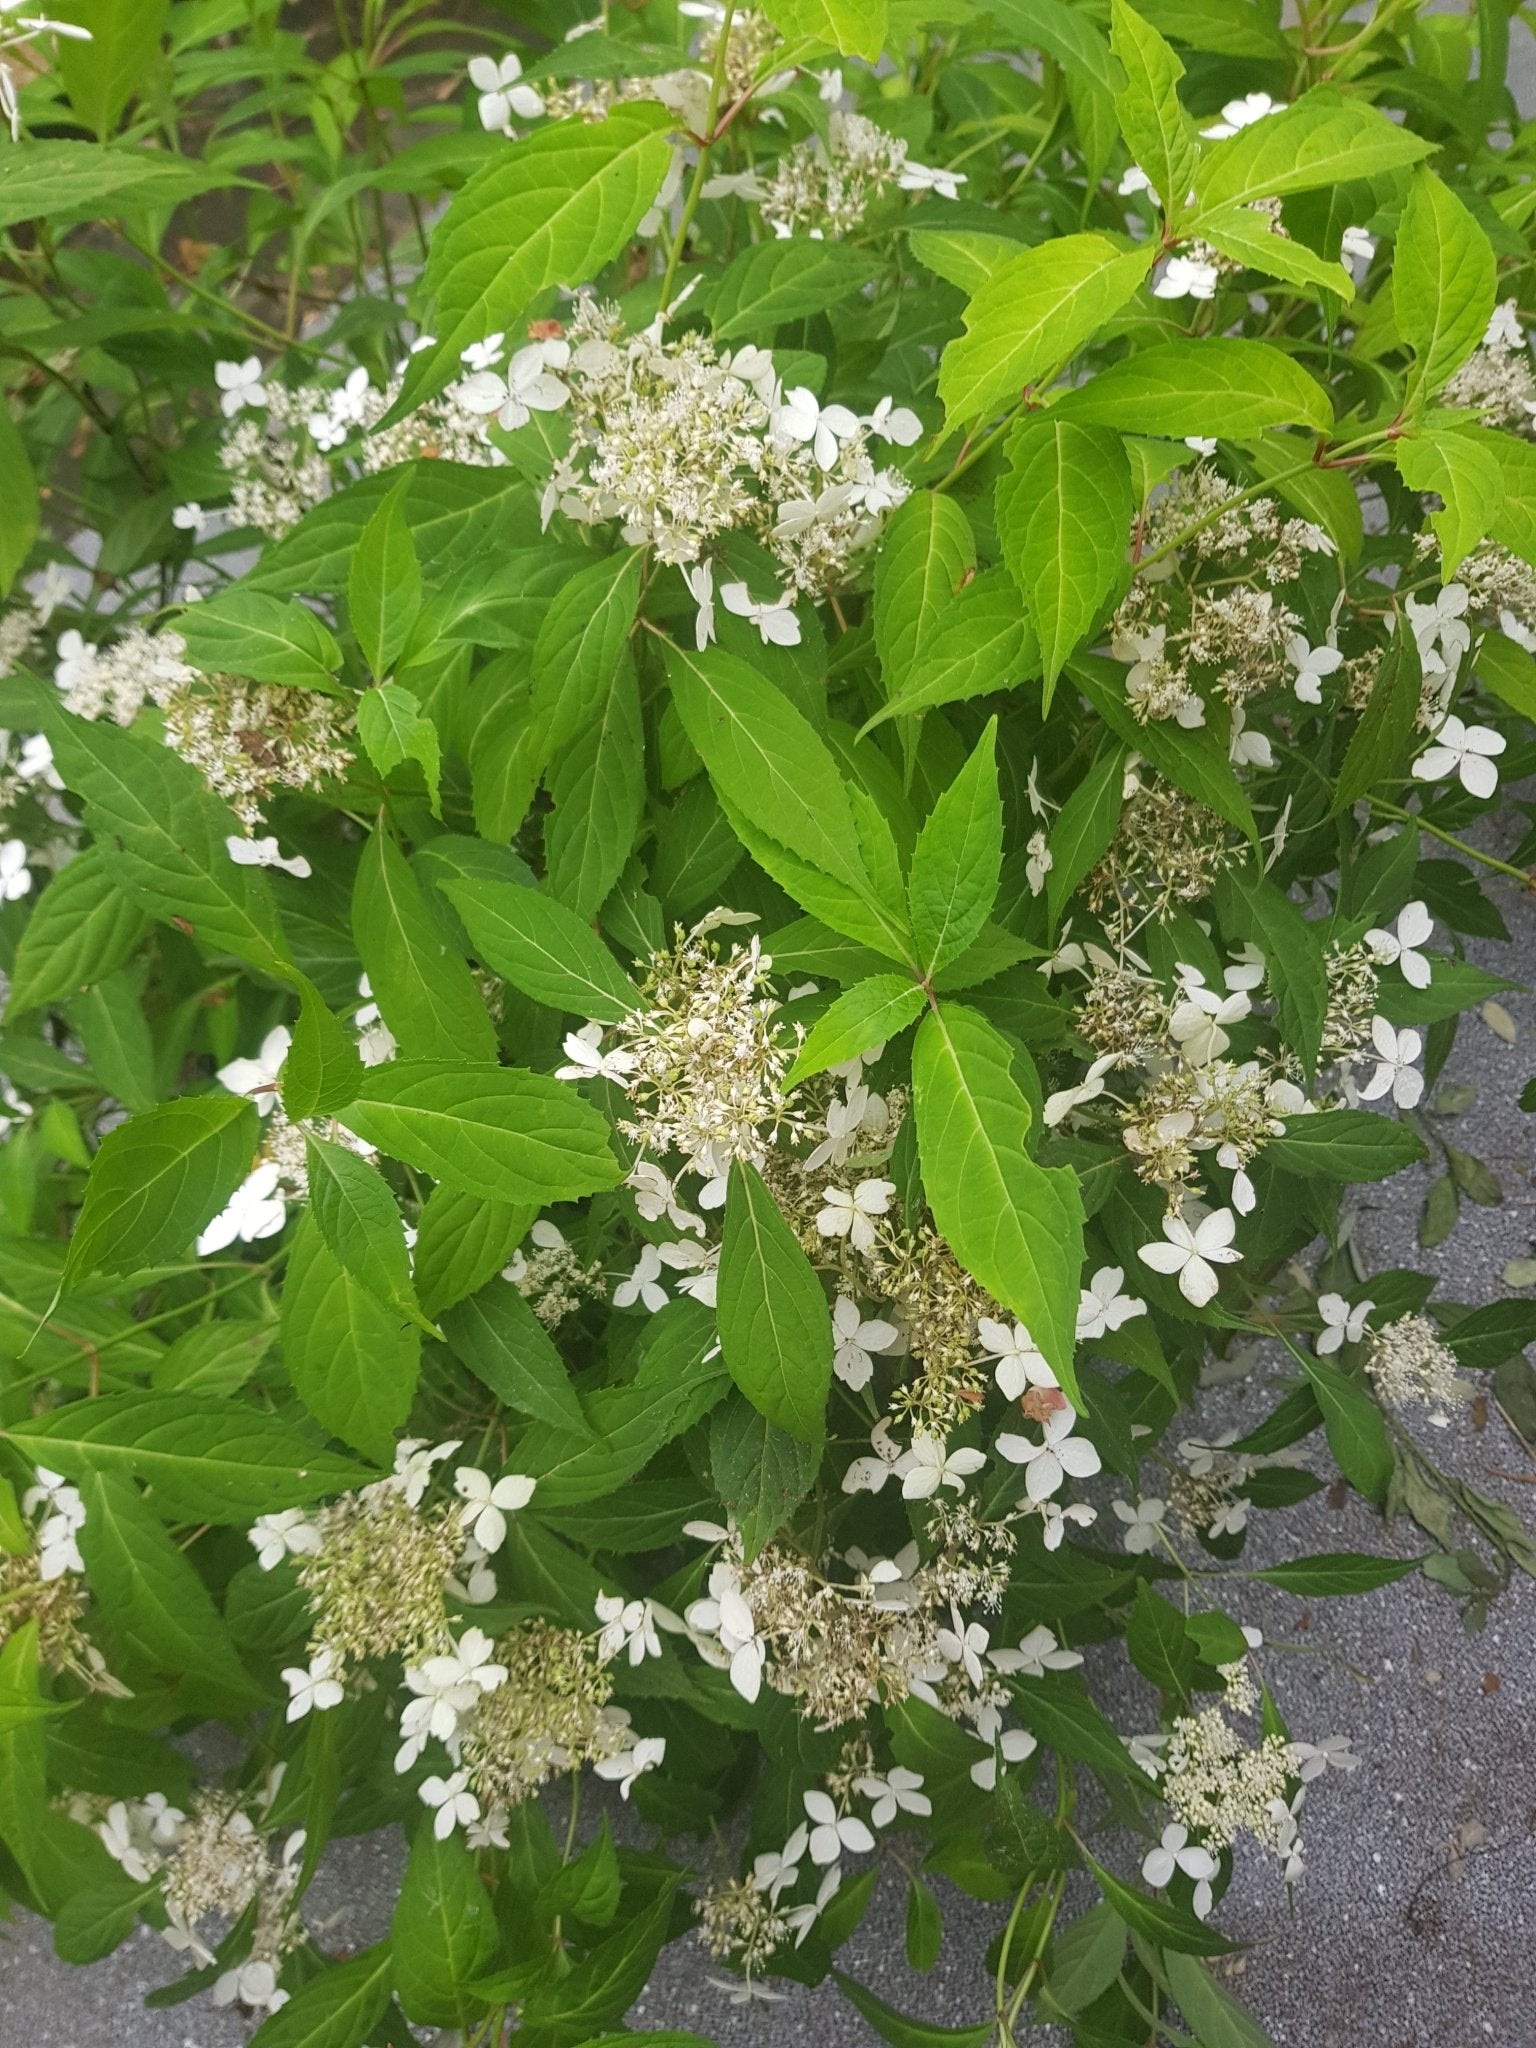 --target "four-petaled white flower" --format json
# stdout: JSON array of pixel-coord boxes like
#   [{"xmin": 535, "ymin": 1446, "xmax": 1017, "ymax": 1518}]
[
  {"xmin": 614, "ymin": 1243, "xmax": 670, "ymax": 1312},
  {"xmin": 593, "ymin": 1735, "xmax": 667, "ymax": 1798},
  {"xmin": 215, "ymin": 355, "xmax": 266, "ymax": 416},
  {"xmin": 1044, "ymin": 1052, "xmax": 1116, "ymax": 1127},
  {"xmin": 0, "ymin": 838, "xmax": 30, "ymax": 901},
  {"xmin": 1285, "ymin": 632, "xmax": 1344, "ymax": 705},
  {"xmin": 595, "ymin": 1592, "xmax": 664, "ymax": 1666},
  {"xmin": 1138, "ymin": 1207, "xmax": 1242, "ymax": 1307},
  {"xmin": 457, "ymin": 340, "xmax": 569, "ymax": 431},
  {"xmin": 1287, "ymin": 1733, "xmax": 1361, "ymax": 1781},
  {"xmin": 936, "ymin": 1605, "xmax": 990, "ymax": 1686},
  {"xmin": 460, "ymin": 332, "xmax": 506, "ymax": 373},
  {"xmin": 216, "ymin": 1025, "xmax": 291, "ymax": 1114},
  {"xmin": 1201, "ymin": 90, "xmax": 1282, "ymax": 139},
  {"xmin": 989, "ymin": 1624, "xmax": 1084, "ymax": 1677},
  {"xmin": 1413, "ymin": 713, "xmax": 1506, "ymax": 799},
  {"xmin": 686, "ymin": 1561, "xmax": 766, "ymax": 1702},
  {"xmin": 815, "ymin": 1178, "xmax": 894, "ymax": 1253},
  {"xmin": 197, "ymin": 1162, "xmax": 286, "ymax": 1256},
  {"xmin": 969, "ymin": 1721, "xmax": 1038, "ymax": 1790},
  {"xmin": 804, "ymin": 1789, "xmax": 876, "ymax": 1865},
  {"xmin": 842, "ymin": 1418, "xmax": 906, "ymax": 1495},
  {"xmin": 1076, "ymin": 1266, "xmax": 1148, "ymax": 1340},
  {"xmin": 420, "ymin": 1769, "xmax": 480, "ymax": 1839},
  {"xmin": 172, "ymin": 501, "xmax": 206, "ymax": 534},
  {"xmin": 856, "ymin": 1766, "xmax": 930, "ymax": 1827},
  {"xmin": 720, "ymin": 580, "xmax": 801, "ymax": 647},
  {"xmin": 771, "ymin": 386, "xmax": 863, "ymax": 470},
  {"xmin": 1111, "ymin": 1497, "xmax": 1167, "ymax": 1555},
  {"xmin": 249, "ymin": 1507, "xmax": 321, "ymax": 1571},
  {"xmin": 977, "ymin": 1316, "xmax": 1057, "ymax": 1399},
  {"xmin": 753, "ymin": 1826, "xmax": 808, "ymax": 1900},
  {"xmin": 831, "ymin": 1295, "xmax": 901, "ymax": 1390},
  {"xmin": 683, "ymin": 561, "xmax": 716, "ymax": 649},
  {"xmin": 1039, "ymin": 1498, "xmax": 1096, "ymax": 1551},
  {"xmin": 898, "ymin": 158, "xmax": 967, "ymax": 198},
  {"xmin": 1143, "ymin": 1823, "xmax": 1219, "ymax": 1918},
  {"xmin": 1316, "ymin": 1291, "xmax": 1373, "ymax": 1355},
  {"xmin": 468, "ymin": 51, "xmax": 544, "ymax": 132},
  {"xmin": 1358, "ymin": 1016, "xmax": 1424, "ymax": 1109},
  {"xmin": 281, "ymin": 1647, "xmax": 344, "ymax": 1722},
  {"xmin": 392, "ymin": 1436, "xmax": 460, "ymax": 1506},
  {"xmin": 52, "ymin": 627, "xmax": 97, "ymax": 693},
  {"xmin": 454, "ymin": 1466, "xmax": 535, "ymax": 1553},
  {"xmin": 213, "ymin": 1958, "xmax": 288, "ymax": 2012},
  {"xmin": 997, "ymin": 1404, "xmax": 1102, "ymax": 1501},
  {"xmin": 899, "ymin": 1433, "xmax": 986, "ymax": 1500},
  {"xmin": 556, "ymin": 1021, "xmax": 638, "ymax": 1085},
  {"xmin": 1153, "ymin": 255, "xmax": 1219, "ymax": 301},
  {"xmin": 227, "ymin": 833, "xmax": 311, "ymax": 879},
  {"xmin": 1364, "ymin": 899, "xmax": 1434, "ymax": 988},
  {"xmin": 864, "ymin": 396, "xmax": 922, "ymax": 445}
]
